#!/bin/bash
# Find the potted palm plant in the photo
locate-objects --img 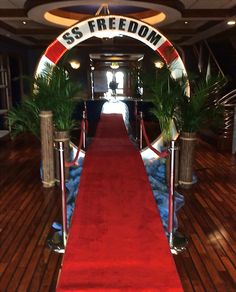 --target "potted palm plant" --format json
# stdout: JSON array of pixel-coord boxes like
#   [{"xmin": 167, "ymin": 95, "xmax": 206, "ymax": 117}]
[
  {"xmin": 146, "ymin": 67, "xmax": 183, "ymax": 144},
  {"xmin": 8, "ymin": 63, "xmax": 81, "ymax": 136},
  {"xmin": 8, "ymin": 62, "xmax": 82, "ymax": 184},
  {"xmin": 177, "ymin": 75, "xmax": 226, "ymax": 188},
  {"xmin": 143, "ymin": 67, "xmax": 226, "ymax": 188},
  {"xmin": 143, "ymin": 66, "xmax": 183, "ymax": 185}
]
